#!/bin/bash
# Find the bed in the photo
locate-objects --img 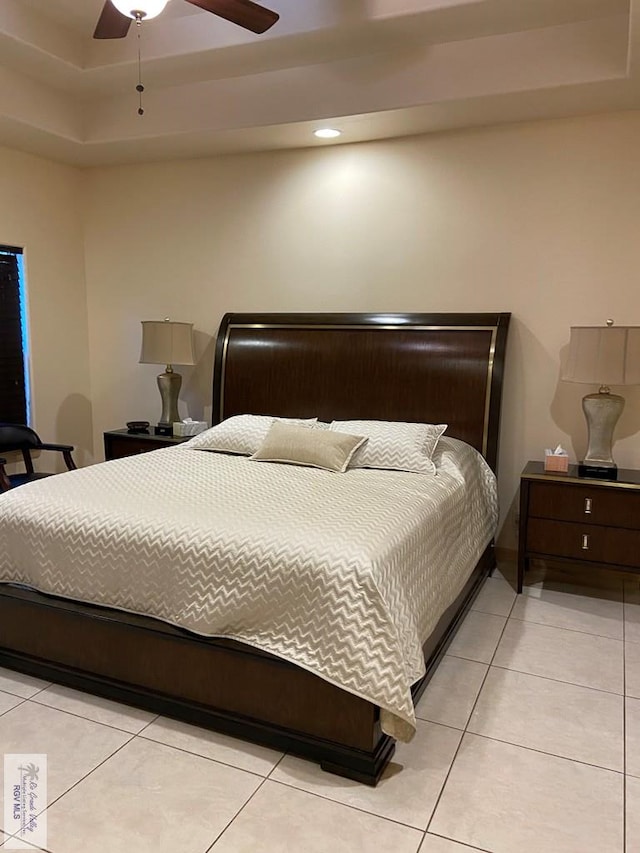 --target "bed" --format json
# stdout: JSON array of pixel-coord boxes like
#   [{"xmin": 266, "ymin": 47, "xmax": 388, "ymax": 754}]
[{"xmin": 0, "ymin": 311, "xmax": 510, "ymax": 784}]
